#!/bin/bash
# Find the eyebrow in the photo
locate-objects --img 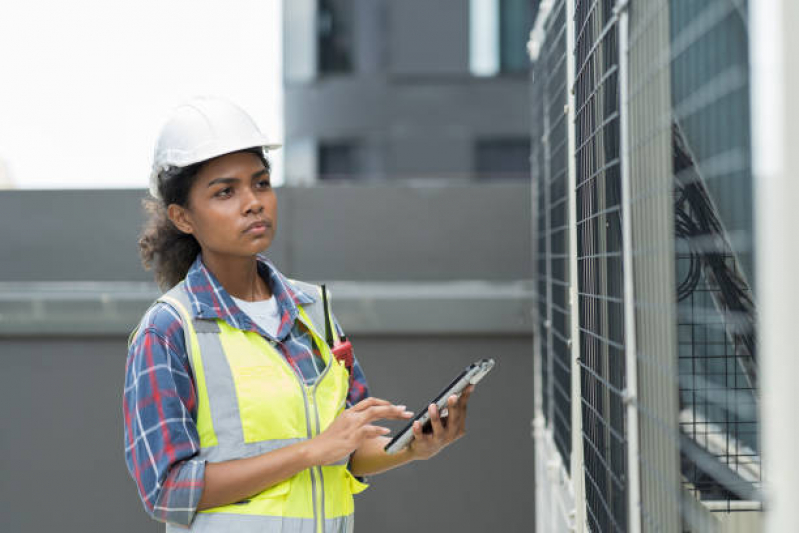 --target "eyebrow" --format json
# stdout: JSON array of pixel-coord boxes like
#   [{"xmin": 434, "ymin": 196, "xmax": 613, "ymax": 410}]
[{"xmin": 207, "ymin": 169, "xmax": 269, "ymax": 188}]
